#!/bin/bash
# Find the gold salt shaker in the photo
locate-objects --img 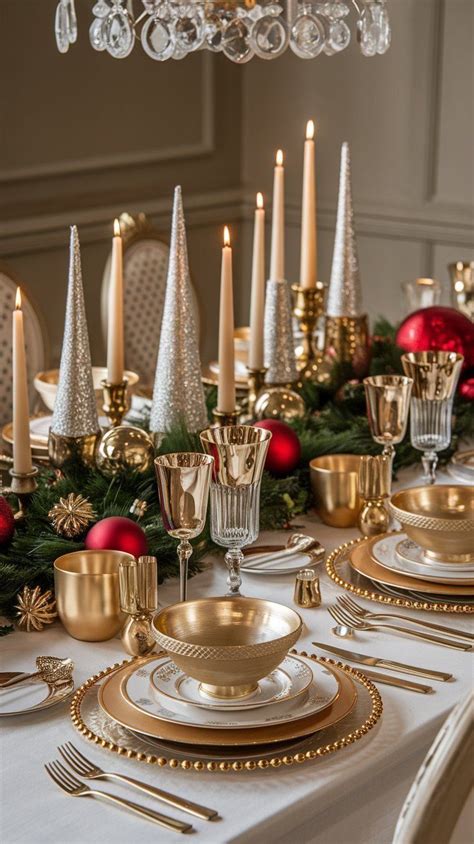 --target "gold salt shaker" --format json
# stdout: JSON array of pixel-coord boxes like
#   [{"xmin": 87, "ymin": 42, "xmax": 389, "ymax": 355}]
[{"xmin": 294, "ymin": 569, "xmax": 322, "ymax": 608}]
